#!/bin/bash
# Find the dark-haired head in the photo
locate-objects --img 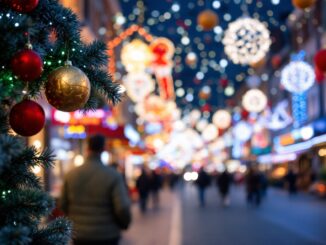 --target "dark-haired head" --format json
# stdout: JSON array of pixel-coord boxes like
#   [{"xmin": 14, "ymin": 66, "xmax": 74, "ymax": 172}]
[{"xmin": 88, "ymin": 134, "xmax": 105, "ymax": 153}]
